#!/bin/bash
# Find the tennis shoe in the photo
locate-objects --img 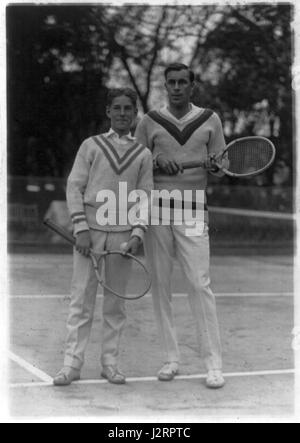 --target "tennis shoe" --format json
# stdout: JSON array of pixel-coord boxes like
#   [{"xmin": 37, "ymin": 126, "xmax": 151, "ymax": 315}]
[
  {"xmin": 53, "ymin": 367, "xmax": 81, "ymax": 386},
  {"xmin": 206, "ymin": 370, "xmax": 225, "ymax": 389},
  {"xmin": 158, "ymin": 362, "xmax": 179, "ymax": 381},
  {"xmin": 101, "ymin": 366, "xmax": 126, "ymax": 385}
]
